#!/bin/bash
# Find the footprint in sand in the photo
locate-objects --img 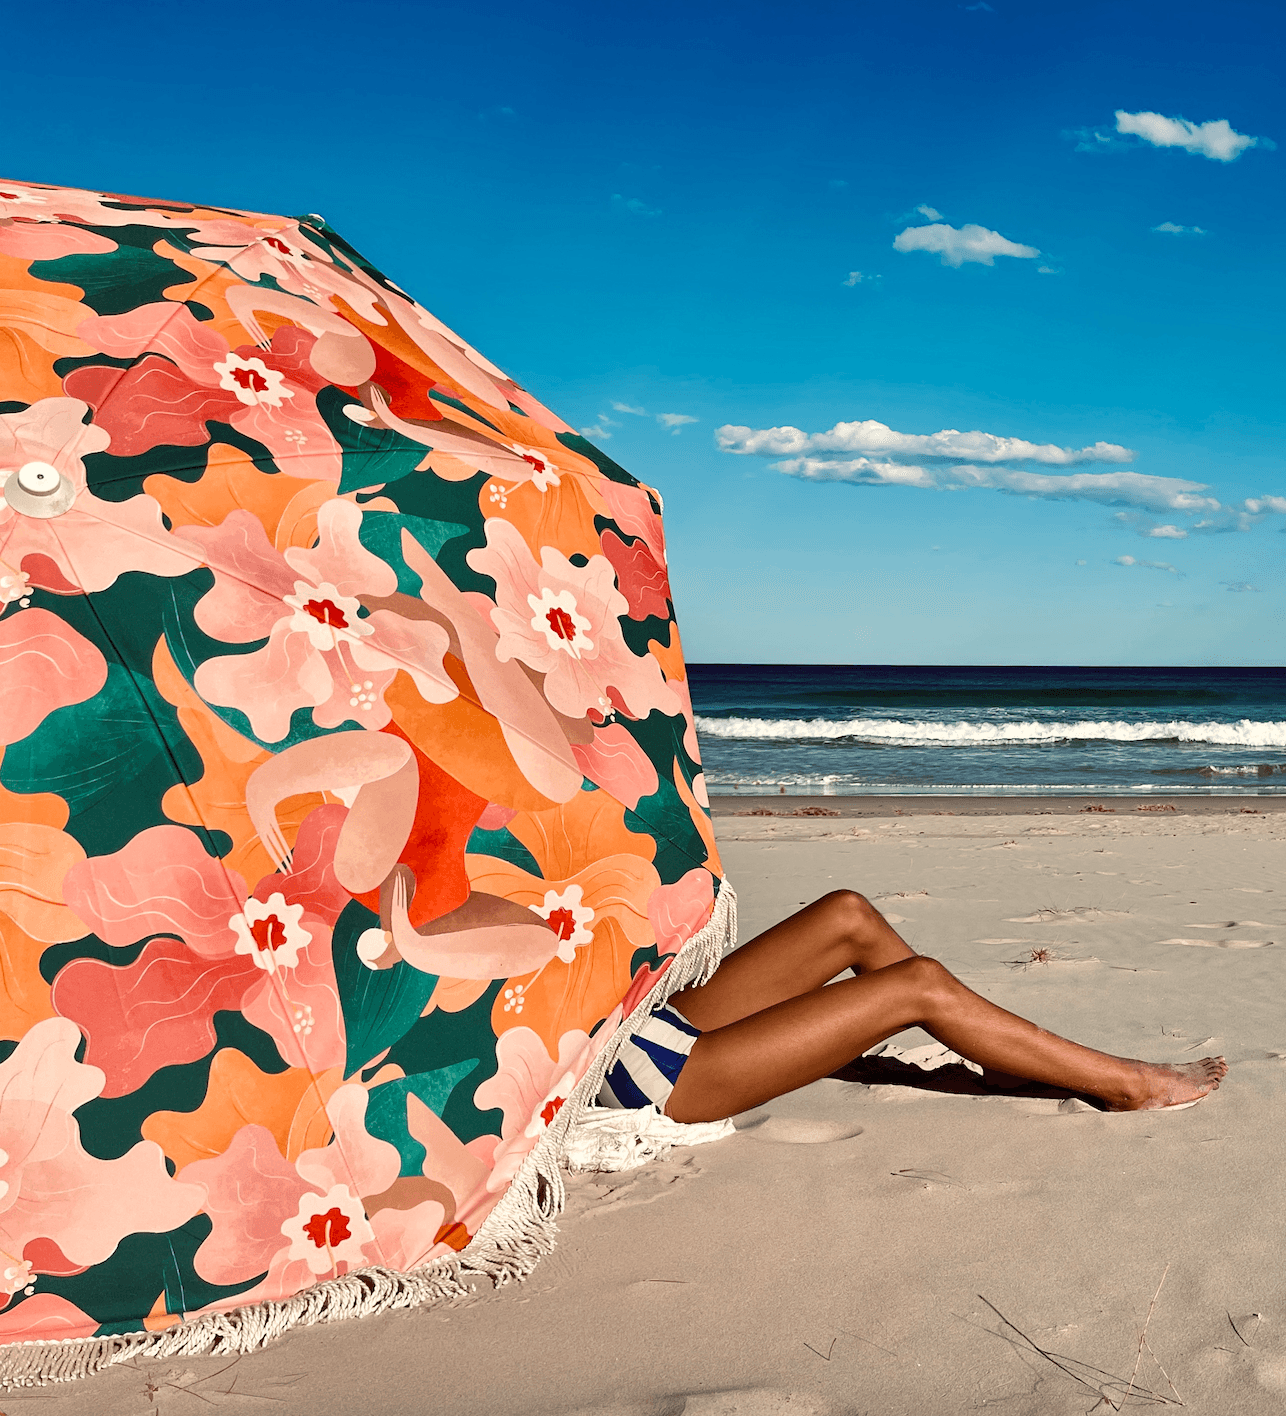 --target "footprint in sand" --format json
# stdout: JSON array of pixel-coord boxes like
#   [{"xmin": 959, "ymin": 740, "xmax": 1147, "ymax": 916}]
[
  {"xmin": 1161, "ymin": 938, "xmax": 1274, "ymax": 949},
  {"xmin": 1187, "ymin": 921, "xmax": 1267, "ymax": 929},
  {"xmin": 734, "ymin": 1113, "xmax": 864, "ymax": 1144}
]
